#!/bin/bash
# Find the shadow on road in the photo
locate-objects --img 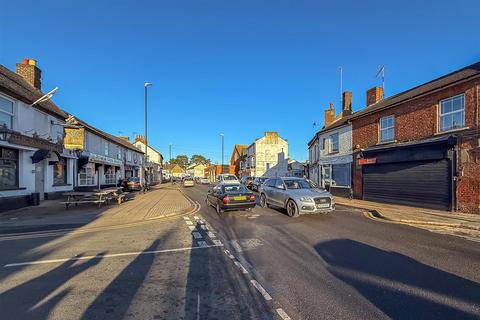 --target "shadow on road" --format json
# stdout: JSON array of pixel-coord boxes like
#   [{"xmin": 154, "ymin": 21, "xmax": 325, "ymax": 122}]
[
  {"xmin": 182, "ymin": 221, "xmax": 274, "ymax": 320},
  {"xmin": 0, "ymin": 252, "xmax": 105, "ymax": 320},
  {"xmin": 315, "ymin": 239, "xmax": 480, "ymax": 319}
]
